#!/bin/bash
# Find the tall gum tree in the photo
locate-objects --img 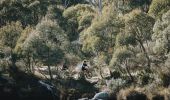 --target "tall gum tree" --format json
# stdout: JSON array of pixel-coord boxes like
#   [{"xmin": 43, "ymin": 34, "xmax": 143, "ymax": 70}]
[
  {"xmin": 122, "ymin": 9, "xmax": 155, "ymax": 68},
  {"xmin": 22, "ymin": 18, "xmax": 68, "ymax": 80}
]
